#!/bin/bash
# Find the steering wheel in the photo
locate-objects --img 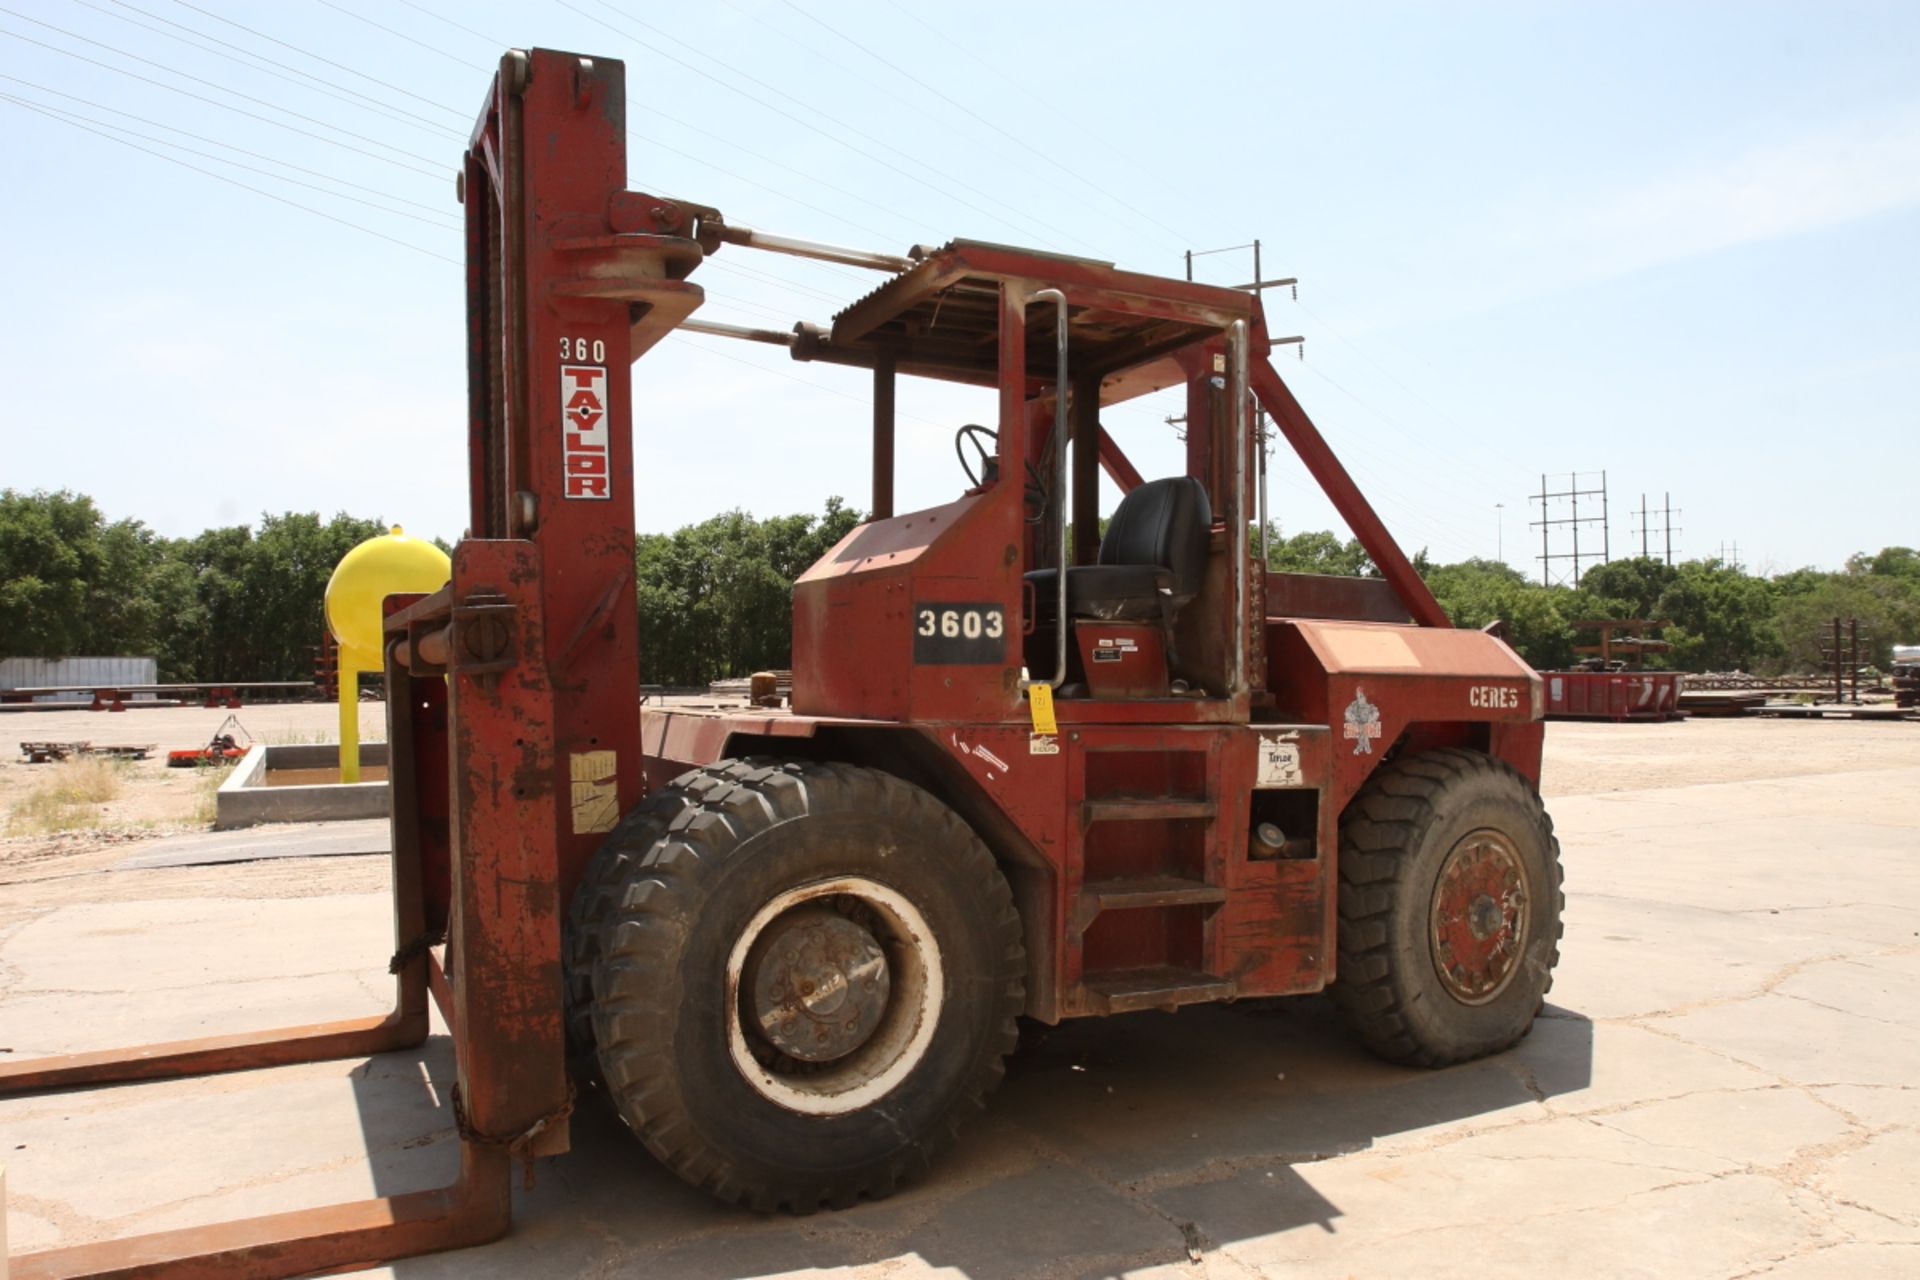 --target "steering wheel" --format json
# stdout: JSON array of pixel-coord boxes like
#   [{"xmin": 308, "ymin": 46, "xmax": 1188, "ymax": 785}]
[
  {"xmin": 953, "ymin": 423, "xmax": 1050, "ymax": 524},
  {"xmin": 955, "ymin": 423, "xmax": 999, "ymax": 488}
]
